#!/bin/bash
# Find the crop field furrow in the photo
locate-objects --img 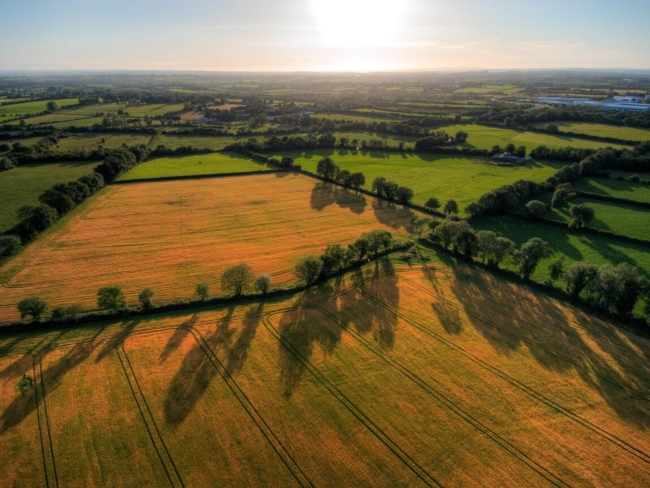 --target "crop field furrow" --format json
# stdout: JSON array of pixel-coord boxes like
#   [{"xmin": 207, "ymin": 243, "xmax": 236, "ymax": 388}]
[
  {"xmin": 392, "ymin": 273, "xmax": 650, "ymax": 402},
  {"xmin": 311, "ymin": 304, "xmax": 570, "ymax": 487},
  {"xmin": 36, "ymin": 359, "xmax": 58, "ymax": 488},
  {"xmin": 348, "ymin": 288, "xmax": 650, "ymax": 479},
  {"xmin": 263, "ymin": 308, "xmax": 555, "ymax": 487},
  {"xmin": 123, "ymin": 329, "xmax": 303, "ymax": 487},
  {"xmin": 39, "ymin": 342, "xmax": 171, "ymax": 487}
]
